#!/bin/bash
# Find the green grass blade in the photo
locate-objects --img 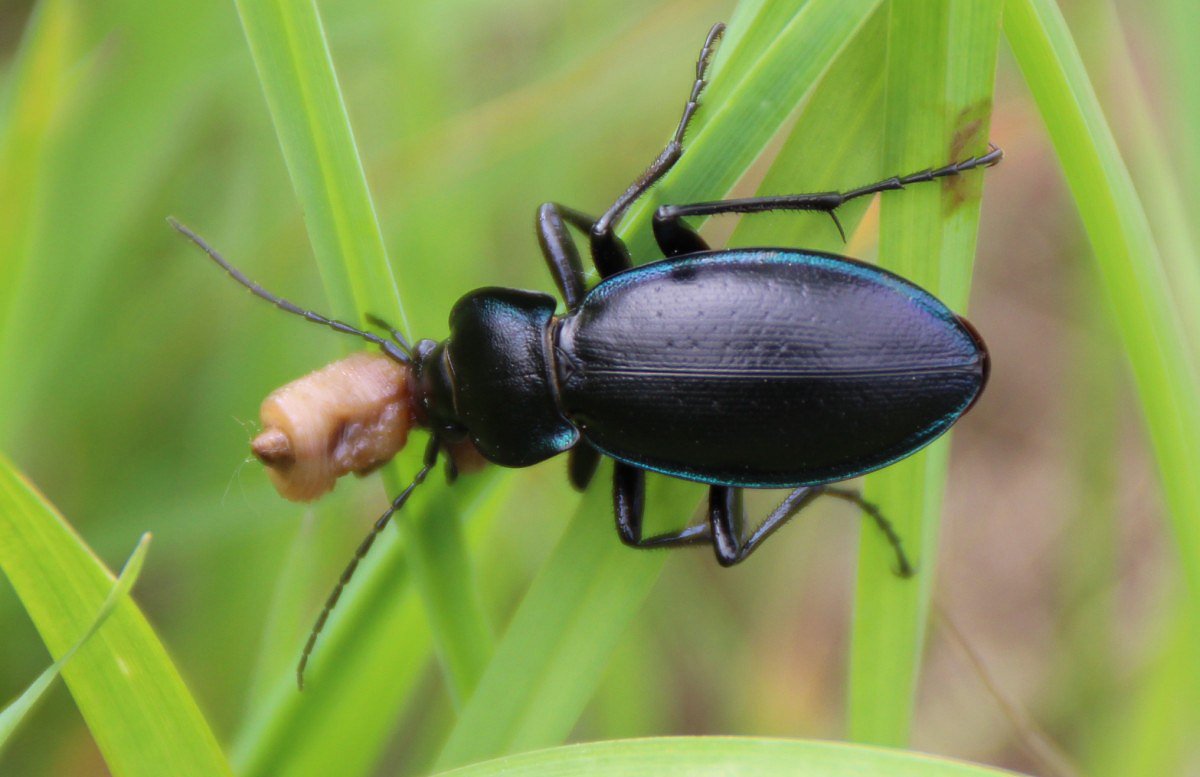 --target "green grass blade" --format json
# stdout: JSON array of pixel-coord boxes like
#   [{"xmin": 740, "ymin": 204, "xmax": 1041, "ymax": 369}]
[
  {"xmin": 233, "ymin": 0, "xmax": 491, "ymax": 723},
  {"xmin": 849, "ymin": 0, "xmax": 1002, "ymax": 746},
  {"xmin": 406, "ymin": 482, "xmax": 496, "ymax": 709},
  {"xmin": 0, "ymin": 533, "xmax": 150, "ymax": 751},
  {"xmin": 0, "ymin": 455, "xmax": 230, "ymax": 776},
  {"xmin": 432, "ymin": 737, "xmax": 1026, "ymax": 777},
  {"xmin": 1088, "ymin": 605, "xmax": 1199, "ymax": 777},
  {"xmin": 1089, "ymin": 5, "xmax": 1200, "ymax": 359},
  {"xmin": 231, "ymin": 540, "xmax": 428, "ymax": 777},
  {"xmin": 1157, "ymin": 0, "xmax": 1200, "ymax": 216},
  {"xmin": 1004, "ymin": 0, "xmax": 1200, "ymax": 639}
]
